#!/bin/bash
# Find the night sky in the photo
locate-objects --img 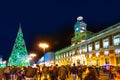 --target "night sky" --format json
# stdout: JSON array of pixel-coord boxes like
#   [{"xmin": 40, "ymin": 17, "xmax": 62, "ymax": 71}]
[{"xmin": 0, "ymin": 0, "xmax": 120, "ymax": 61}]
